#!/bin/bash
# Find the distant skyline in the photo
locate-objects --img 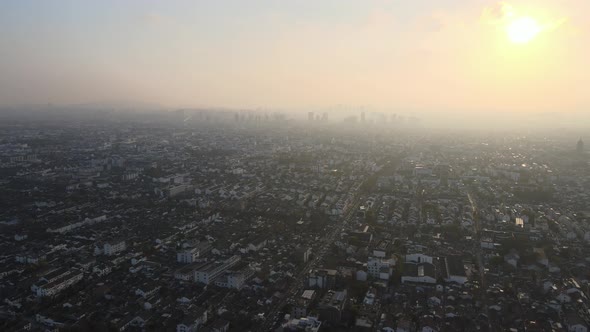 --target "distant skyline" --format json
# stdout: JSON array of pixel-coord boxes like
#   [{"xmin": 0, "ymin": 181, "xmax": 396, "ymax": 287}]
[{"xmin": 1, "ymin": 0, "xmax": 589, "ymax": 113}]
